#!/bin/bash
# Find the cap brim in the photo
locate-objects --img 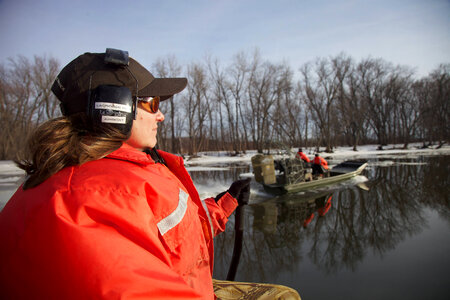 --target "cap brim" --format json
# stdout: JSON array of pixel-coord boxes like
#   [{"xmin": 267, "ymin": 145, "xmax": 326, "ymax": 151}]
[{"xmin": 139, "ymin": 78, "xmax": 187, "ymax": 101}]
